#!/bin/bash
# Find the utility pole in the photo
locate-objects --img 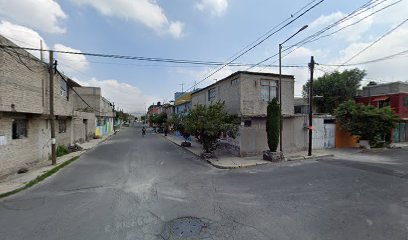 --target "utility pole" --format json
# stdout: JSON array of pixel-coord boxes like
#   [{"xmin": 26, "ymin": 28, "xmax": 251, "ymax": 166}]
[
  {"xmin": 279, "ymin": 43, "xmax": 283, "ymax": 153},
  {"xmin": 49, "ymin": 50, "xmax": 57, "ymax": 165},
  {"xmin": 308, "ymin": 56, "xmax": 315, "ymax": 156}
]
